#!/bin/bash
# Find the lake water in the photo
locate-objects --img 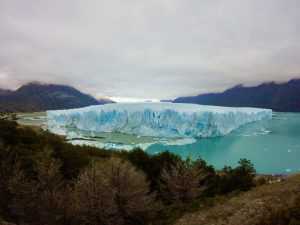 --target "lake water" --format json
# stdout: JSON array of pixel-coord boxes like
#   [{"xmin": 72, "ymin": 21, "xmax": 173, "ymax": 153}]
[
  {"xmin": 18, "ymin": 112, "xmax": 300, "ymax": 174},
  {"xmin": 147, "ymin": 112, "xmax": 300, "ymax": 174}
]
